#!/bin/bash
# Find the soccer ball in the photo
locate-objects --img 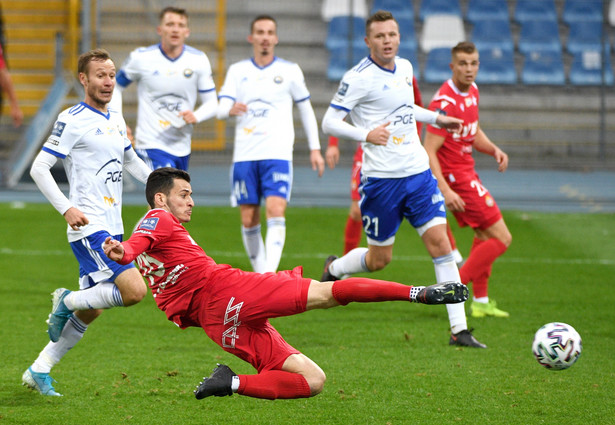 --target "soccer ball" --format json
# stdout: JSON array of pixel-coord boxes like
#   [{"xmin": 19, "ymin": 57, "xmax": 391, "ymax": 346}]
[{"xmin": 532, "ymin": 322, "xmax": 582, "ymax": 370}]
